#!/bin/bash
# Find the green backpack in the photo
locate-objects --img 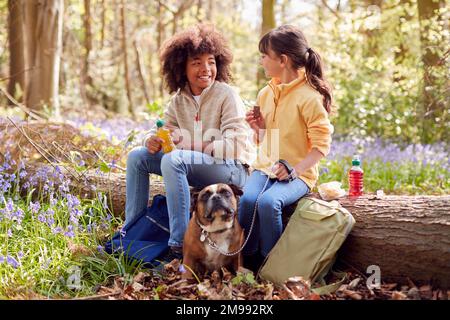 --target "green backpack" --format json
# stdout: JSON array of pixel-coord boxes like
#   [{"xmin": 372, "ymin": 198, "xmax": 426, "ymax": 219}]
[{"xmin": 258, "ymin": 197, "xmax": 355, "ymax": 294}]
